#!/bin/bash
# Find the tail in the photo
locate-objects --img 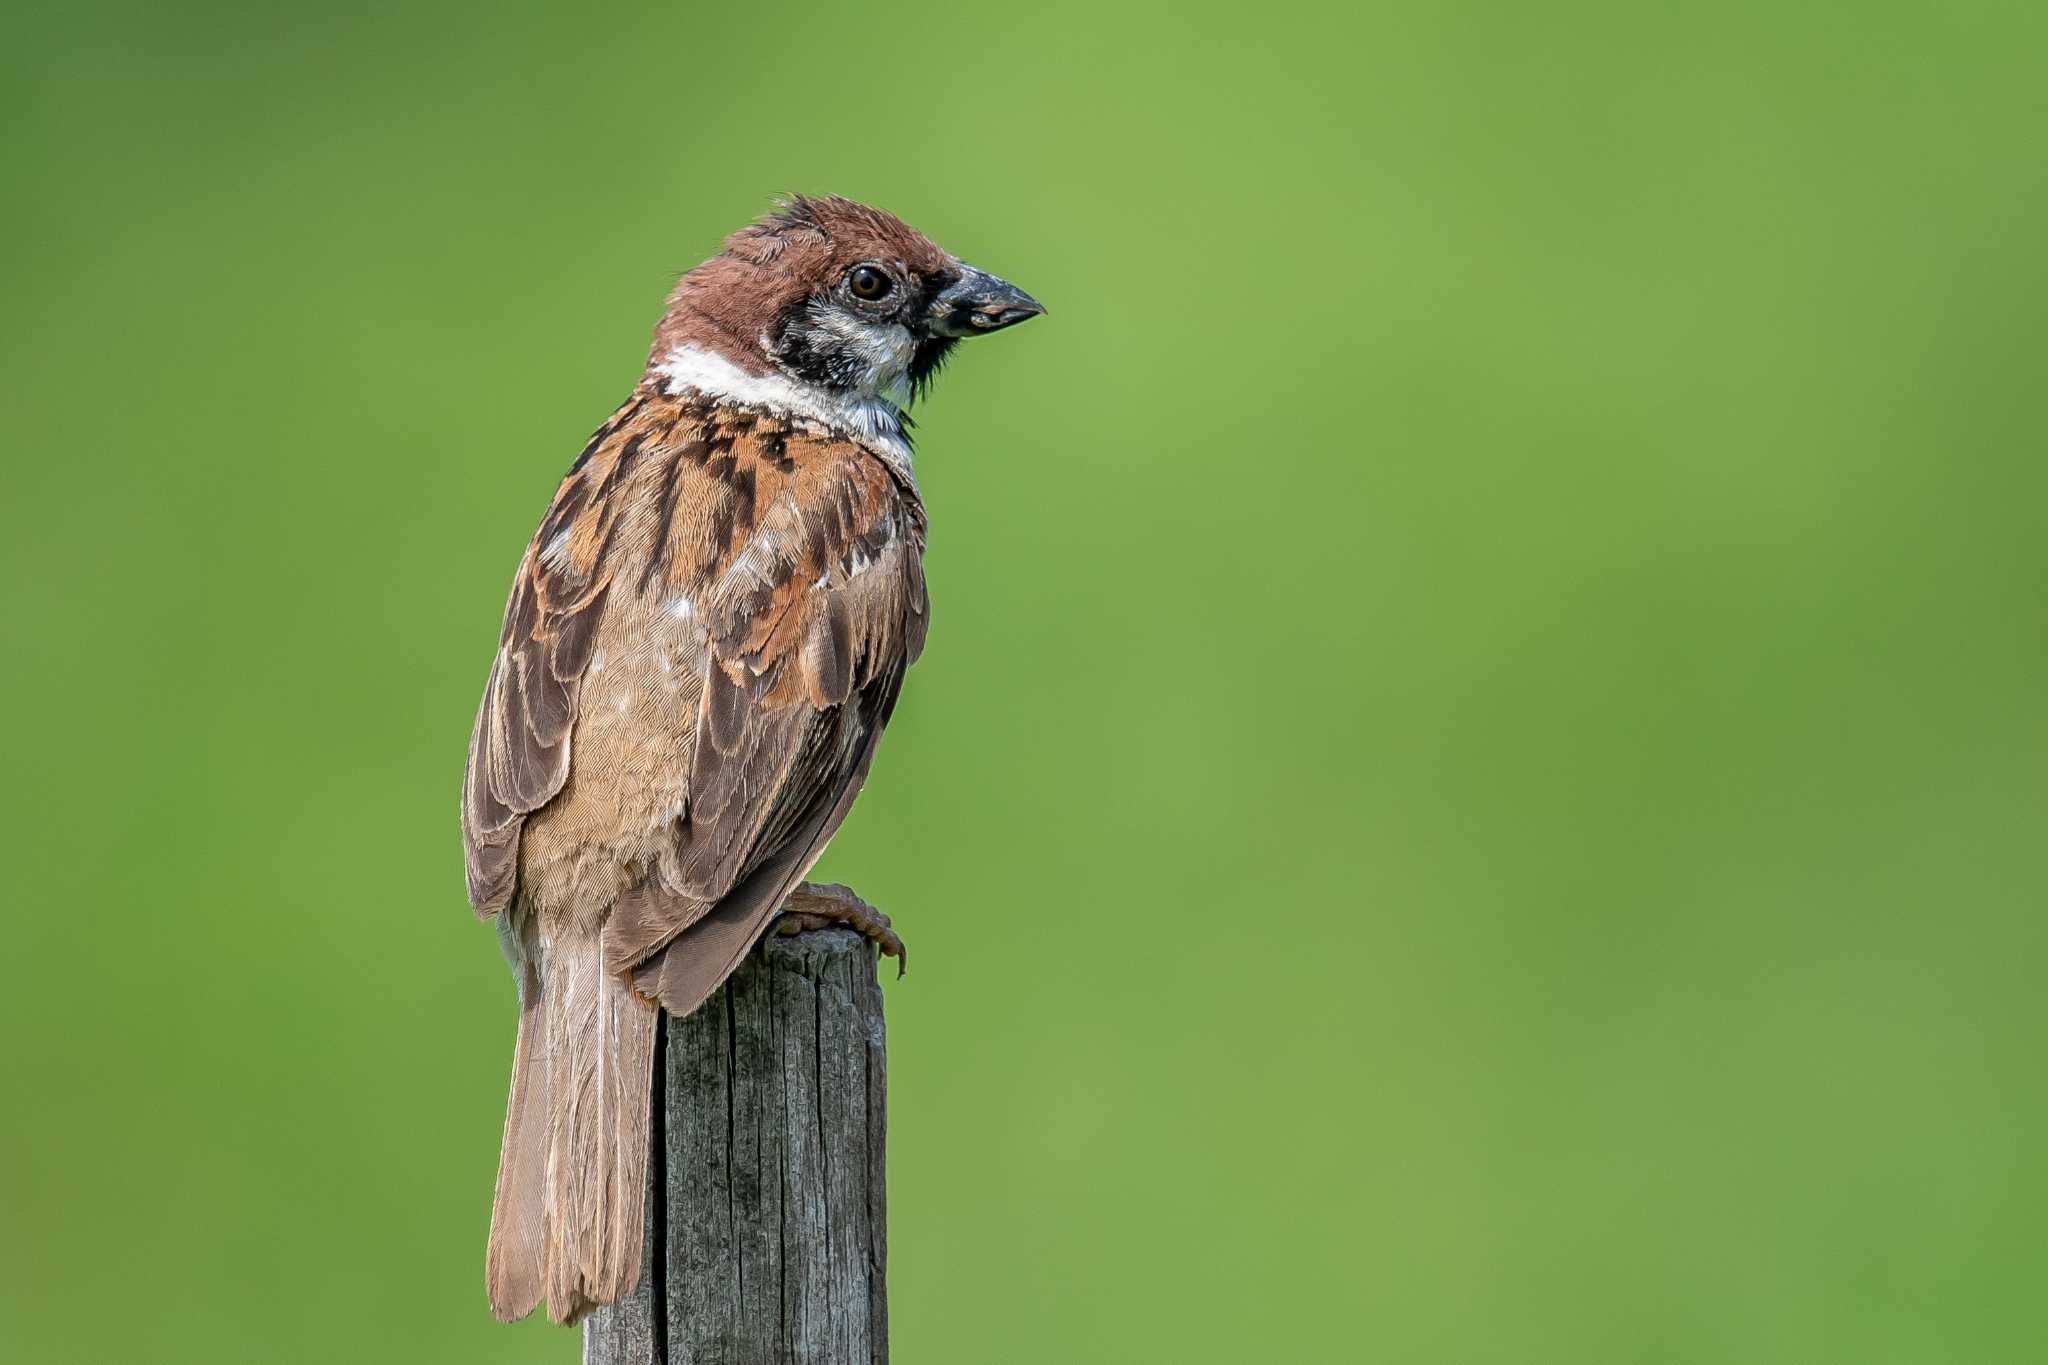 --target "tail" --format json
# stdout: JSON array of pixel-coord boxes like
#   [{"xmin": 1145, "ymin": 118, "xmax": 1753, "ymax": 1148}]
[{"xmin": 486, "ymin": 921, "xmax": 658, "ymax": 1325}]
